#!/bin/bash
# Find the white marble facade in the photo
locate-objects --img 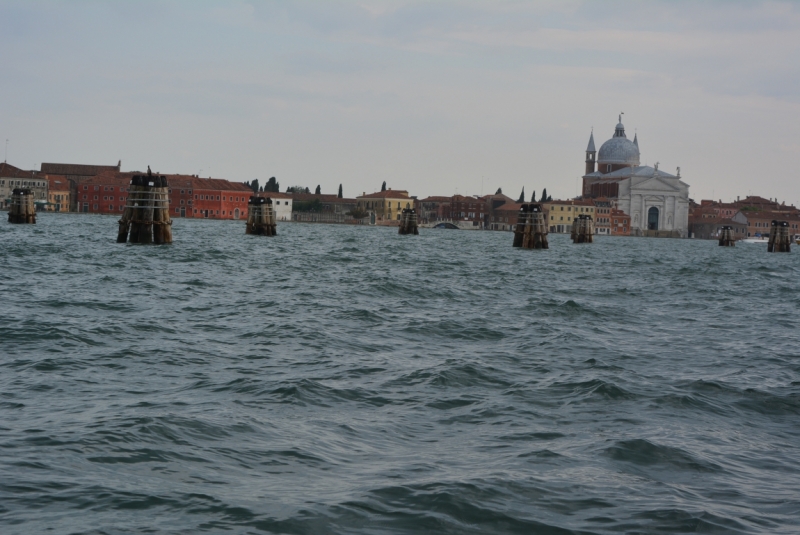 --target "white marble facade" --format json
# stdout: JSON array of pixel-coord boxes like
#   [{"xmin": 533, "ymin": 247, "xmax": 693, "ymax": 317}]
[
  {"xmin": 583, "ymin": 118, "xmax": 690, "ymax": 237},
  {"xmin": 607, "ymin": 166, "xmax": 690, "ymax": 236}
]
